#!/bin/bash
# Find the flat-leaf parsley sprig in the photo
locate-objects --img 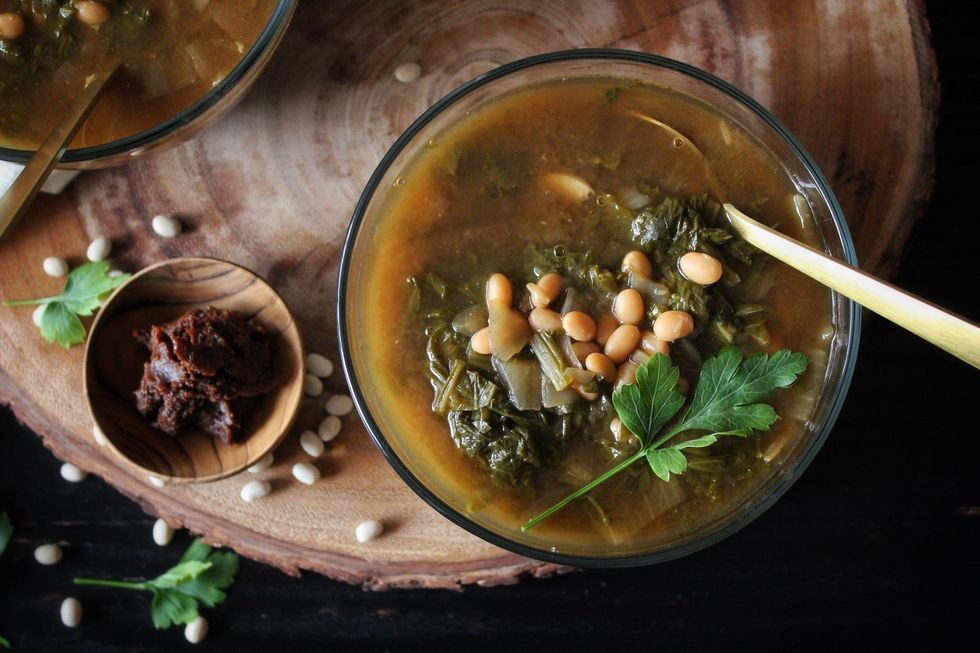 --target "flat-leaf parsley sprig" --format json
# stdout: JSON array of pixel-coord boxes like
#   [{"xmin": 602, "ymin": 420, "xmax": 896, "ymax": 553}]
[
  {"xmin": 3, "ymin": 261, "xmax": 130, "ymax": 348},
  {"xmin": 522, "ymin": 346, "xmax": 809, "ymax": 530},
  {"xmin": 74, "ymin": 538, "xmax": 239, "ymax": 629}
]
